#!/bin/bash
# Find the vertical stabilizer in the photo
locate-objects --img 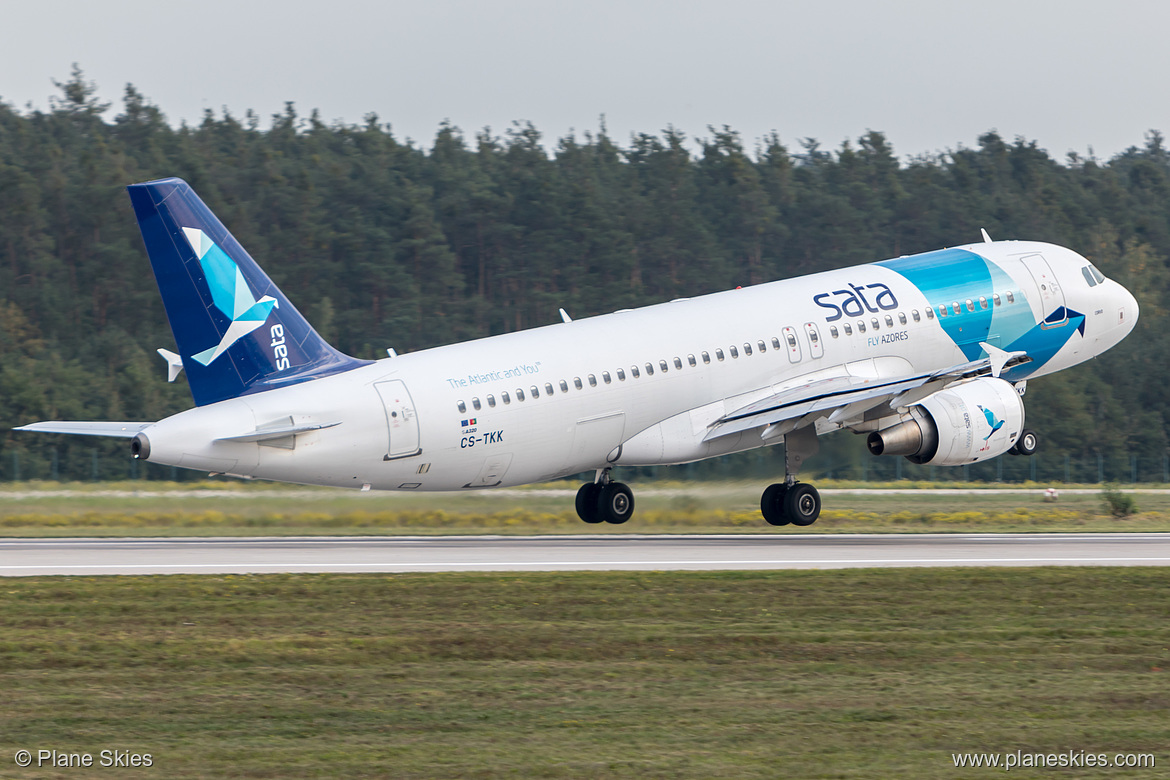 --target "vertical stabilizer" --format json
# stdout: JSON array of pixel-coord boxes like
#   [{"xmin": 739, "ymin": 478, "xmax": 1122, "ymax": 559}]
[{"xmin": 127, "ymin": 177, "xmax": 370, "ymax": 406}]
